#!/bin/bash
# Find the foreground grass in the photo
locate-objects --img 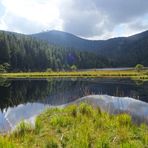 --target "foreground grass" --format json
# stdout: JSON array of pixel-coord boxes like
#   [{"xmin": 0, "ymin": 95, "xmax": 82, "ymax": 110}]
[
  {"xmin": 1, "ymin": 69, "xmax": 148, "ymax": 81},
  {"xmin": 0, "ymin": 103, "xmax": 148, "ymax": 147}
]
